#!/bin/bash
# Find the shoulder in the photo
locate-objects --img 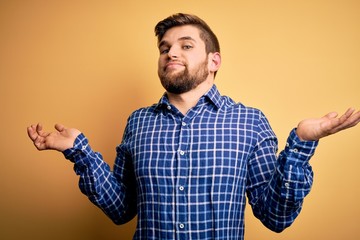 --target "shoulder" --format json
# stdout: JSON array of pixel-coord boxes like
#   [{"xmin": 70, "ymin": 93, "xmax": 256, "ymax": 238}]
[
  {"xmin": 221, "ymin": 96, "xmax": 265, "ymax": 119},
  {"xmin": 126, "ymin": 104, "xmax": 159, "ymax": 125}
]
